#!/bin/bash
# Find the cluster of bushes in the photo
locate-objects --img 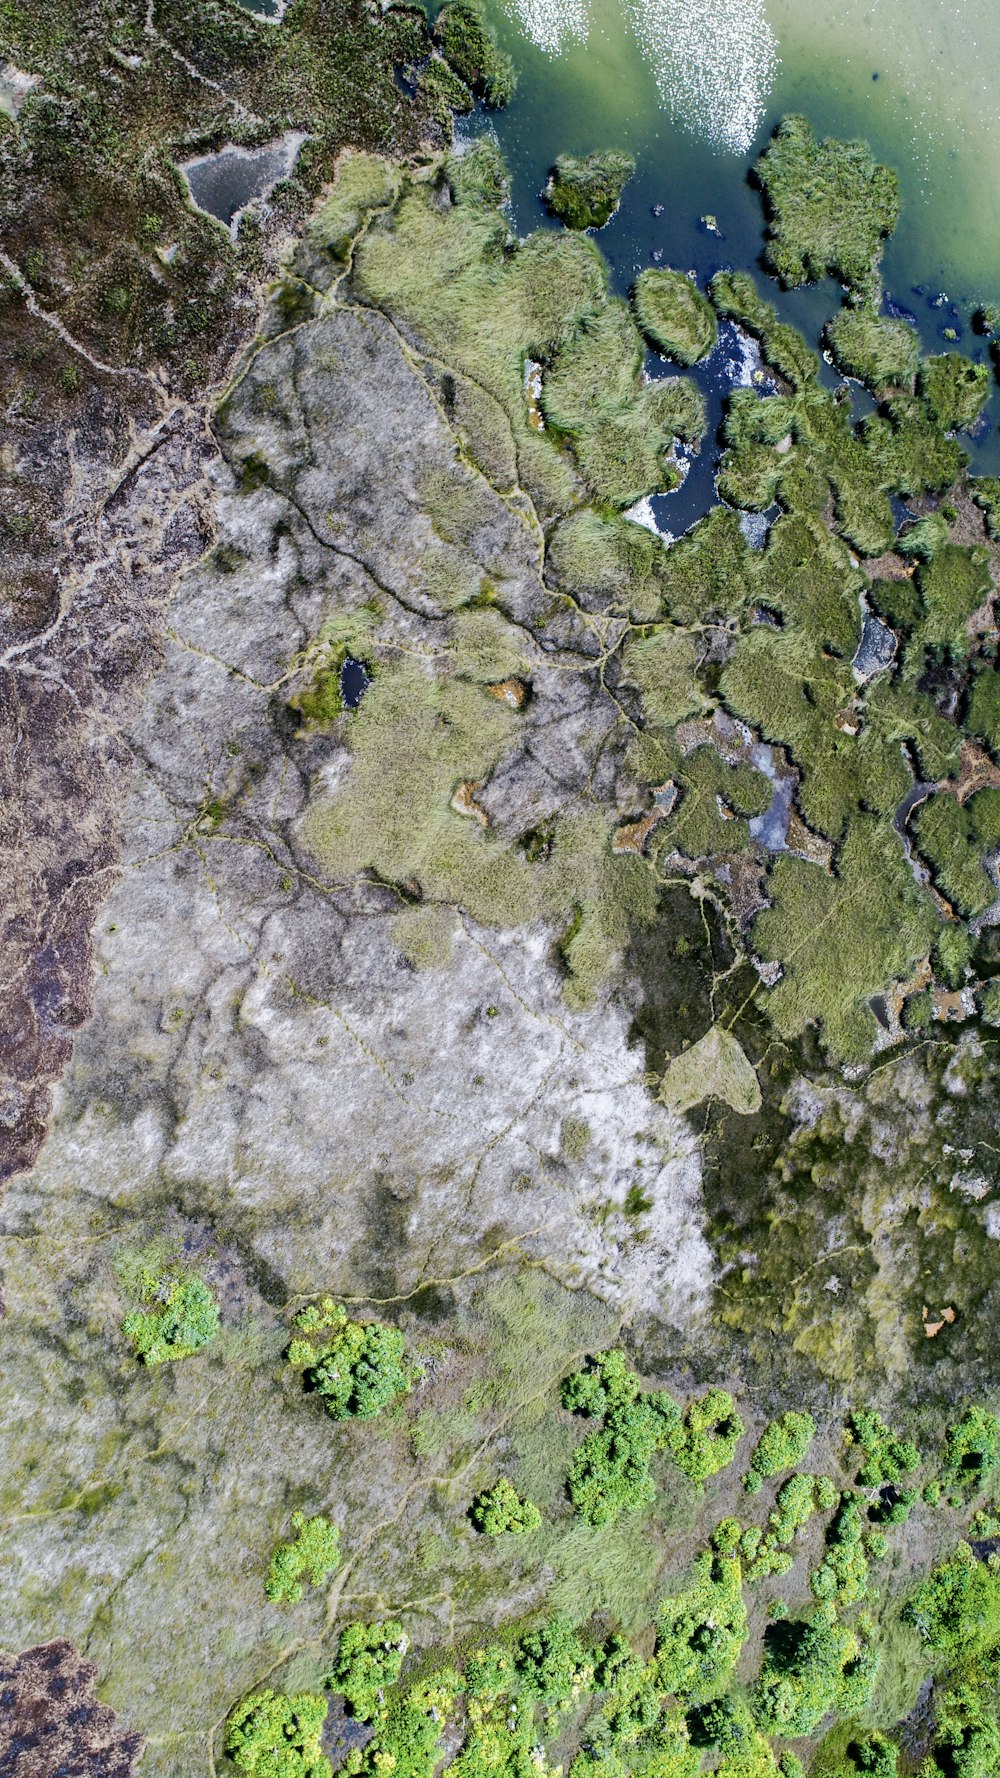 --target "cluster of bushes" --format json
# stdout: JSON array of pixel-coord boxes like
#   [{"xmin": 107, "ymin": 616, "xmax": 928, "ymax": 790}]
[
  {"xmin": 122, "ymin": 1268, "xmax": 219, "ymax": 1366},
  {"xmin": 265, "ymin": 1513, "xmax": 341, "ymax": 1605},
  {"xmin": 226, "ymin": 1688, "xmax": 331, "ymax": 1778},
  {"xmin": 469, "ymin": 1478, "xmax": 542, "ymax": 1536},
  {"xmin": 845, "ymin": 1410, "xmax": 920, "ymax": 1488},
  {"xmin": 562, "ymin": 1353, "xmax": 744, "ymax": 1525},
  {"xmin": 752, "ymin": 1609, "xmax": 878, "ymax": 1737},
  {"xmin": 744, "ymin": 1412, "xmax": 816, "ymax": 1490},
  {"xmin": 286, "ymin": 1299, "xmax": 422, "ymax": 1421},
  {"xmin": 224, "ymin": 1366, "xmax": 1000, "ymax": 1778}
]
